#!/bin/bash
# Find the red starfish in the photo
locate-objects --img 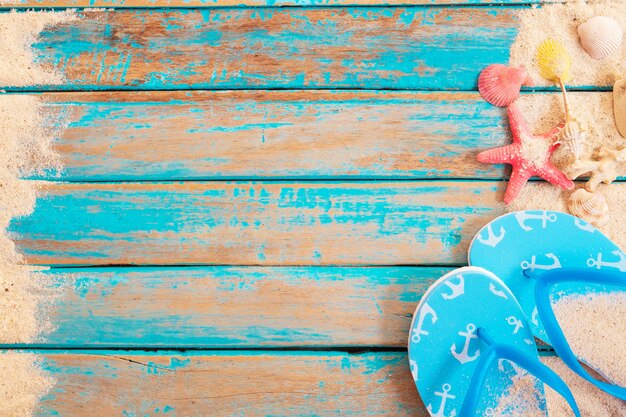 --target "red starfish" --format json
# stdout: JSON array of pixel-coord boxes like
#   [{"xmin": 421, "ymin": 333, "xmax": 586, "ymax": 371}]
[{"xmin": 477, "ymin": 103, "xmax": 574, "ymax": 205}]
